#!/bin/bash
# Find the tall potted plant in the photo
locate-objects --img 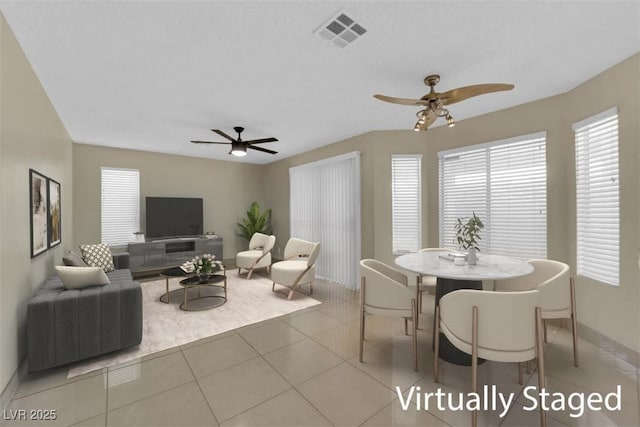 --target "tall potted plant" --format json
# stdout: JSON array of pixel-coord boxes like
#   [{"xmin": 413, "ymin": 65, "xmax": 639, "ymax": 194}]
[
  {"xmin": 454, "ymin": 212, "xmax": 485, "ymax": 265},
  {"xmin": 237, "ymin": 202, "xmax": 273, "ymax": 241}
]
